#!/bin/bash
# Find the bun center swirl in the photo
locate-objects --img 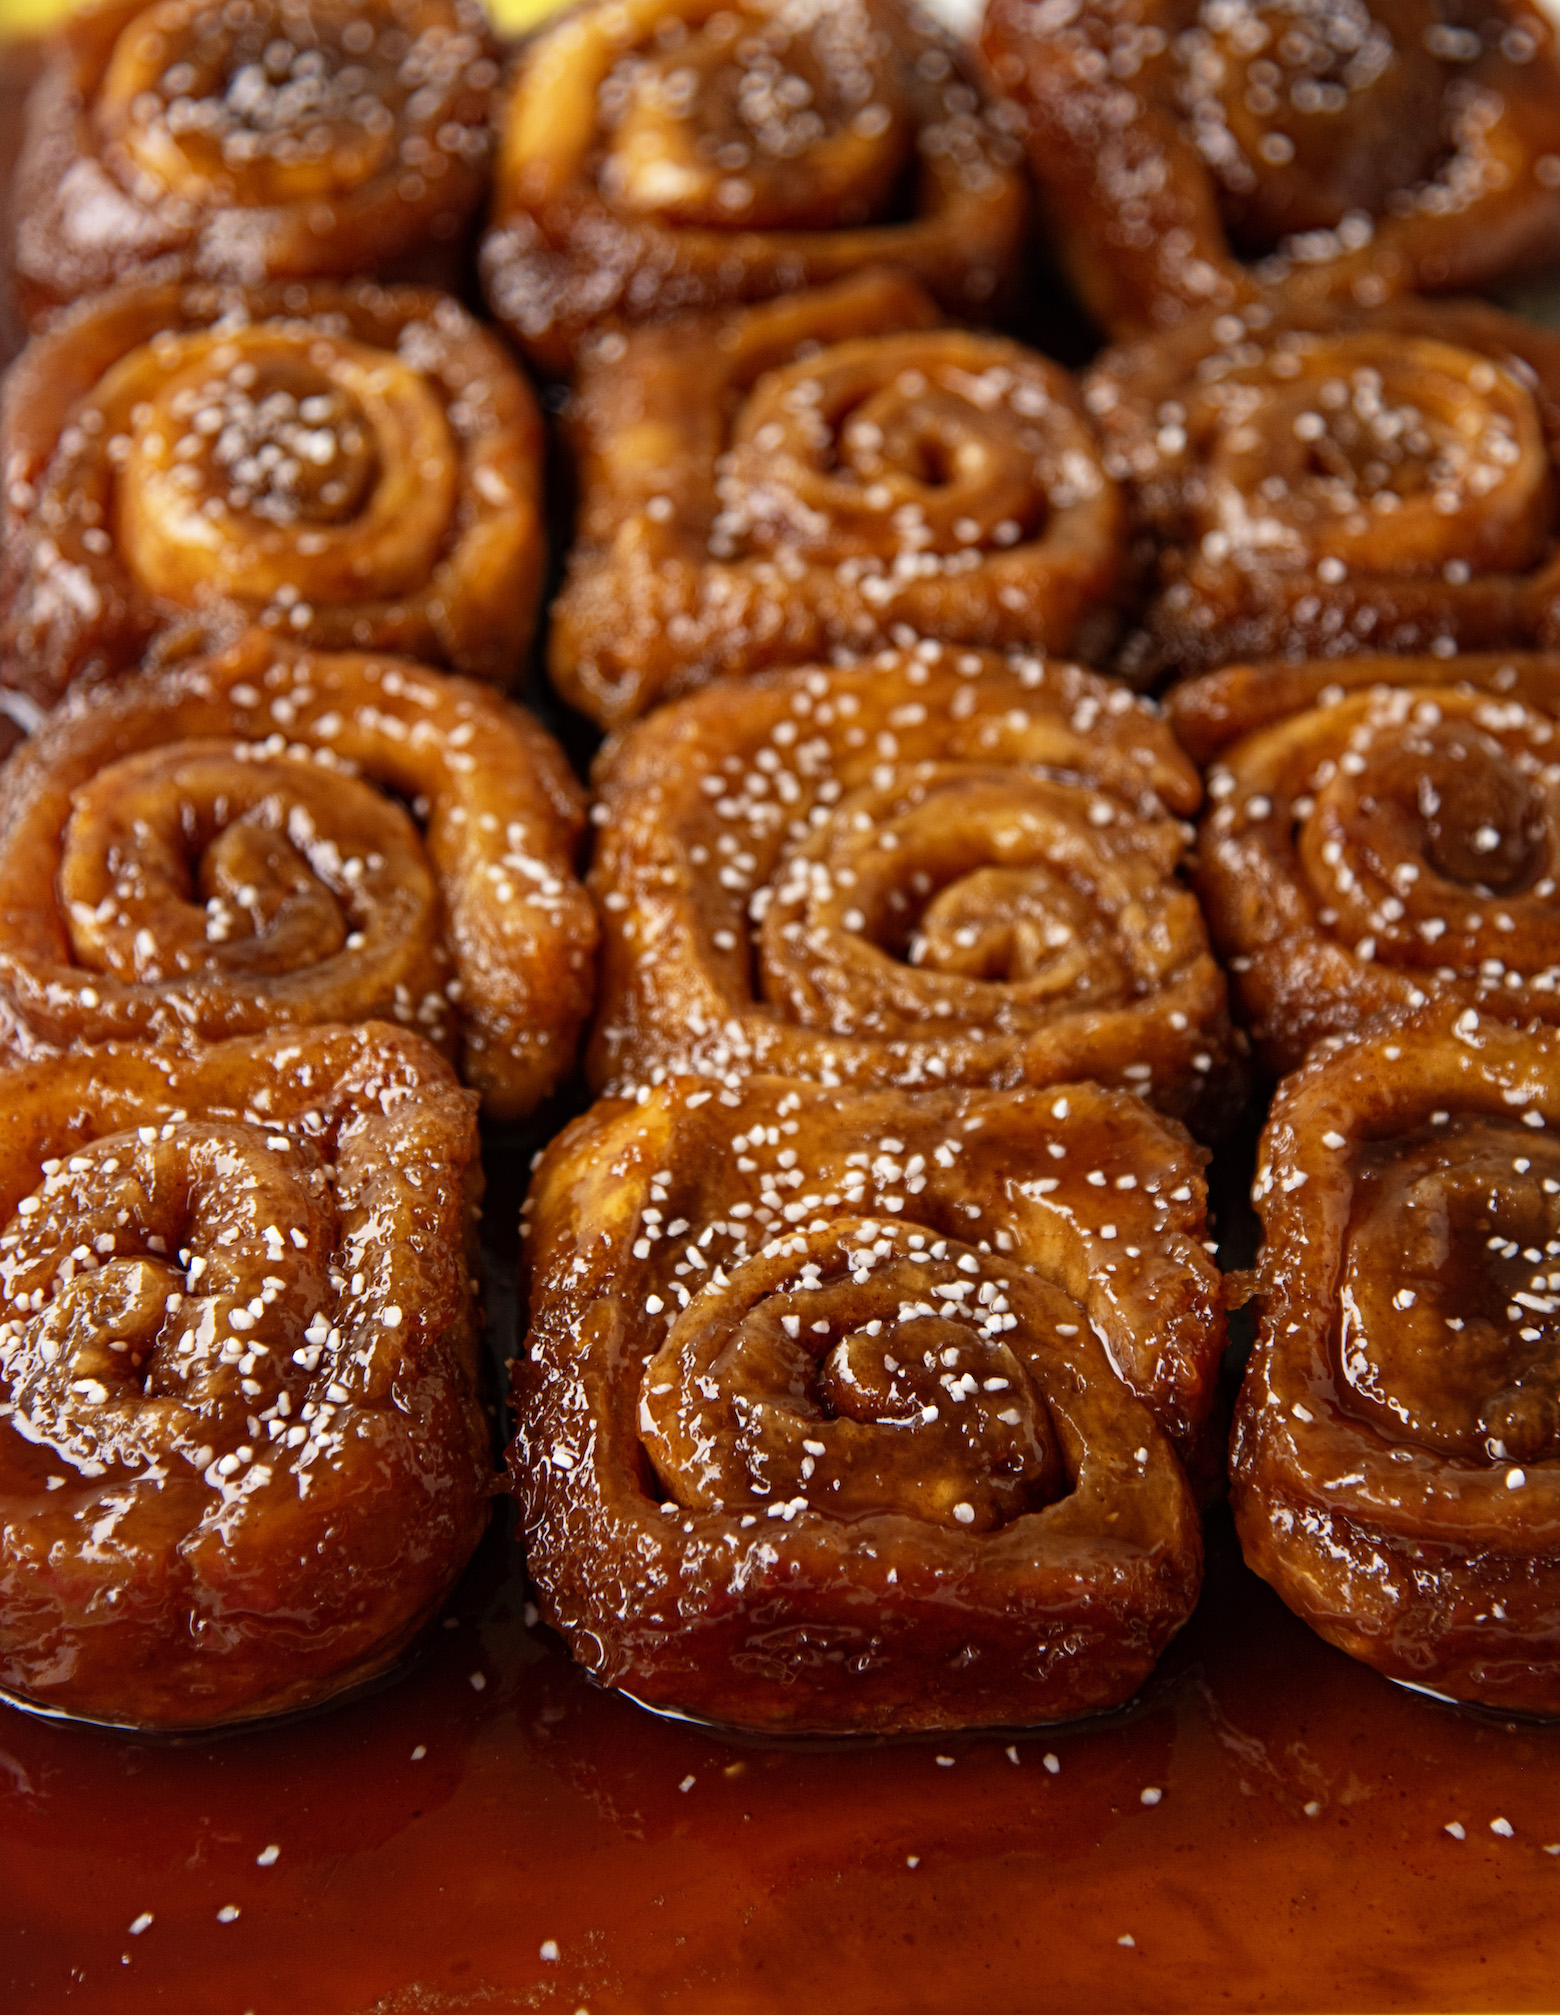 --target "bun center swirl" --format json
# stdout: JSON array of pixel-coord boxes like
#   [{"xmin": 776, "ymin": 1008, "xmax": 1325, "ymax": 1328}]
[
  {"xmin": 58, "ymin": 744, "xmax": 434, "ymax": 989},
  {"xmin": 596, "ymin": 0, "xmax": 912, "ymax": 230},
  {"xmin": 721, "ymin": 331, "xmax": 1106, "ymax": 563},
  {"xmin": 0, "ymin": 1119, "xmax": 335, "ymax": 1484},
  {"xmin": 1178, "ymin": 0, "xmax": 1444, "ymax": 250},
  {"xmin": 1243, "ymin": 687, "xmax": 1560, "ymax": 975},
  {"xmin": 110, "ymin": 326, "xmax": 455, "ymax": 608},
  {"xmin": 641, "ymin": 1219, "xmax": 1070, "ymax": 1530},
  {"xmin": 1199, "ymin": 331, "xmax": 1551, "ymax": 574},
  {"xmin": 758, "ymin": 763, "xmax": 1184, "ymax": 1036},
  {"xmin": 1339, "ymin": 1123, "xmax": 1560, "ymax": 1465},
  {"xmin": 97, "ymin": 0, "xmax": 483, "ymax": 207}
]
